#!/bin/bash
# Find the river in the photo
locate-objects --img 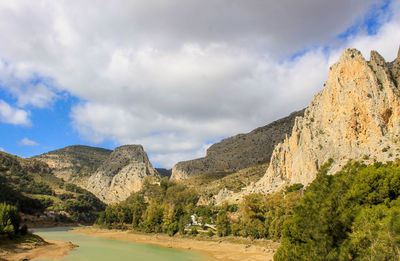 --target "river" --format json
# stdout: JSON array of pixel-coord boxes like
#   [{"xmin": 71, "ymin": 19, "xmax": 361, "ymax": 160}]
[{"xmin": 34, "ymin": 227, "xmax": 215, "ymax": 261}]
